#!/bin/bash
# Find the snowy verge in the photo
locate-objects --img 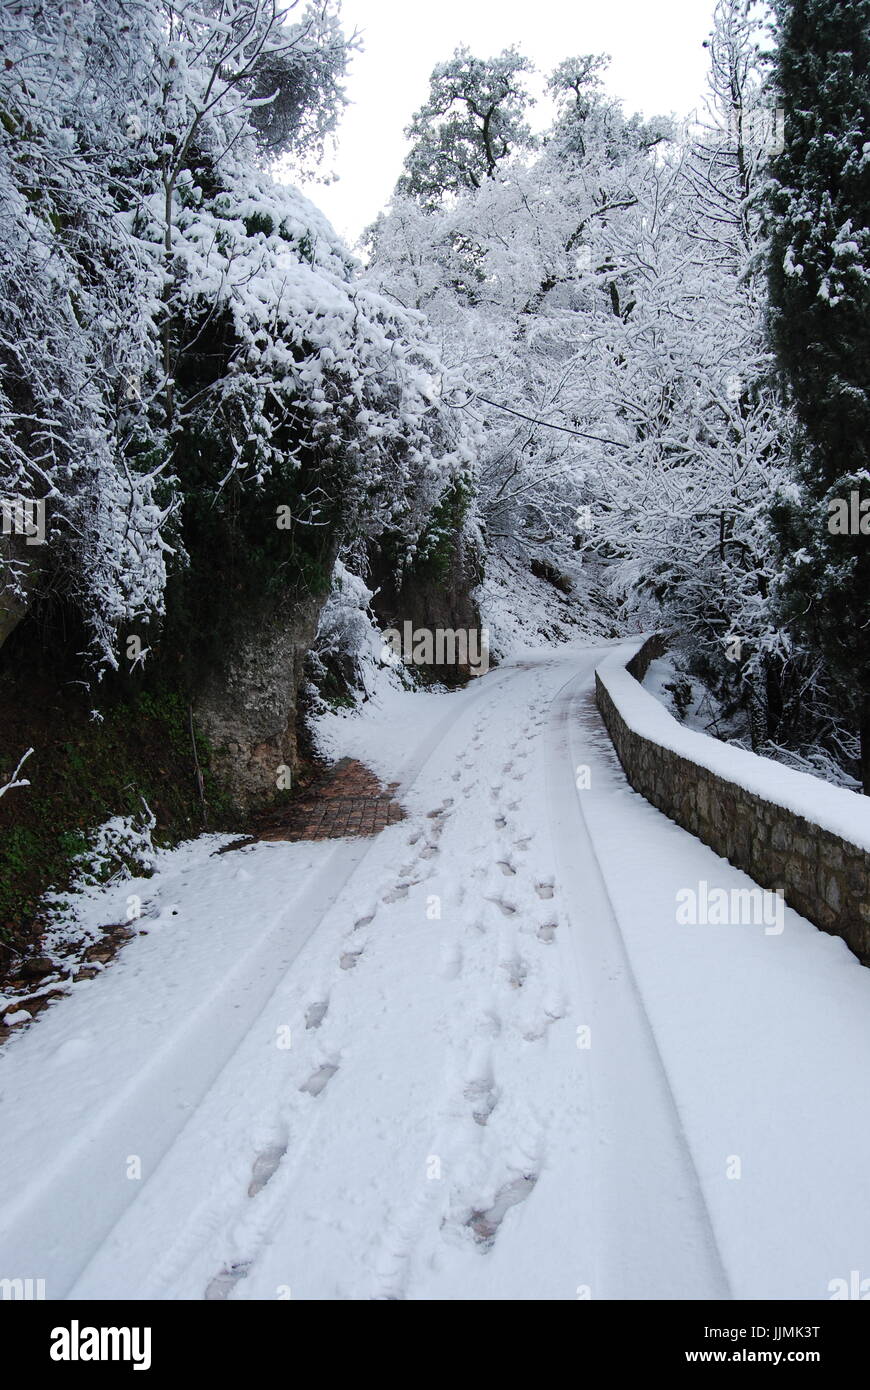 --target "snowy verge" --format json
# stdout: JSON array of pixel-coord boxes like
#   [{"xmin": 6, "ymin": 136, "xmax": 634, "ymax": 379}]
[
  {"xmin": 475, "ymin": 548, "xmax": 617, "ymax": 661},
  {"xmin": 596, "ymin": 642, "xmax": 870, "ymax": 854}
]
